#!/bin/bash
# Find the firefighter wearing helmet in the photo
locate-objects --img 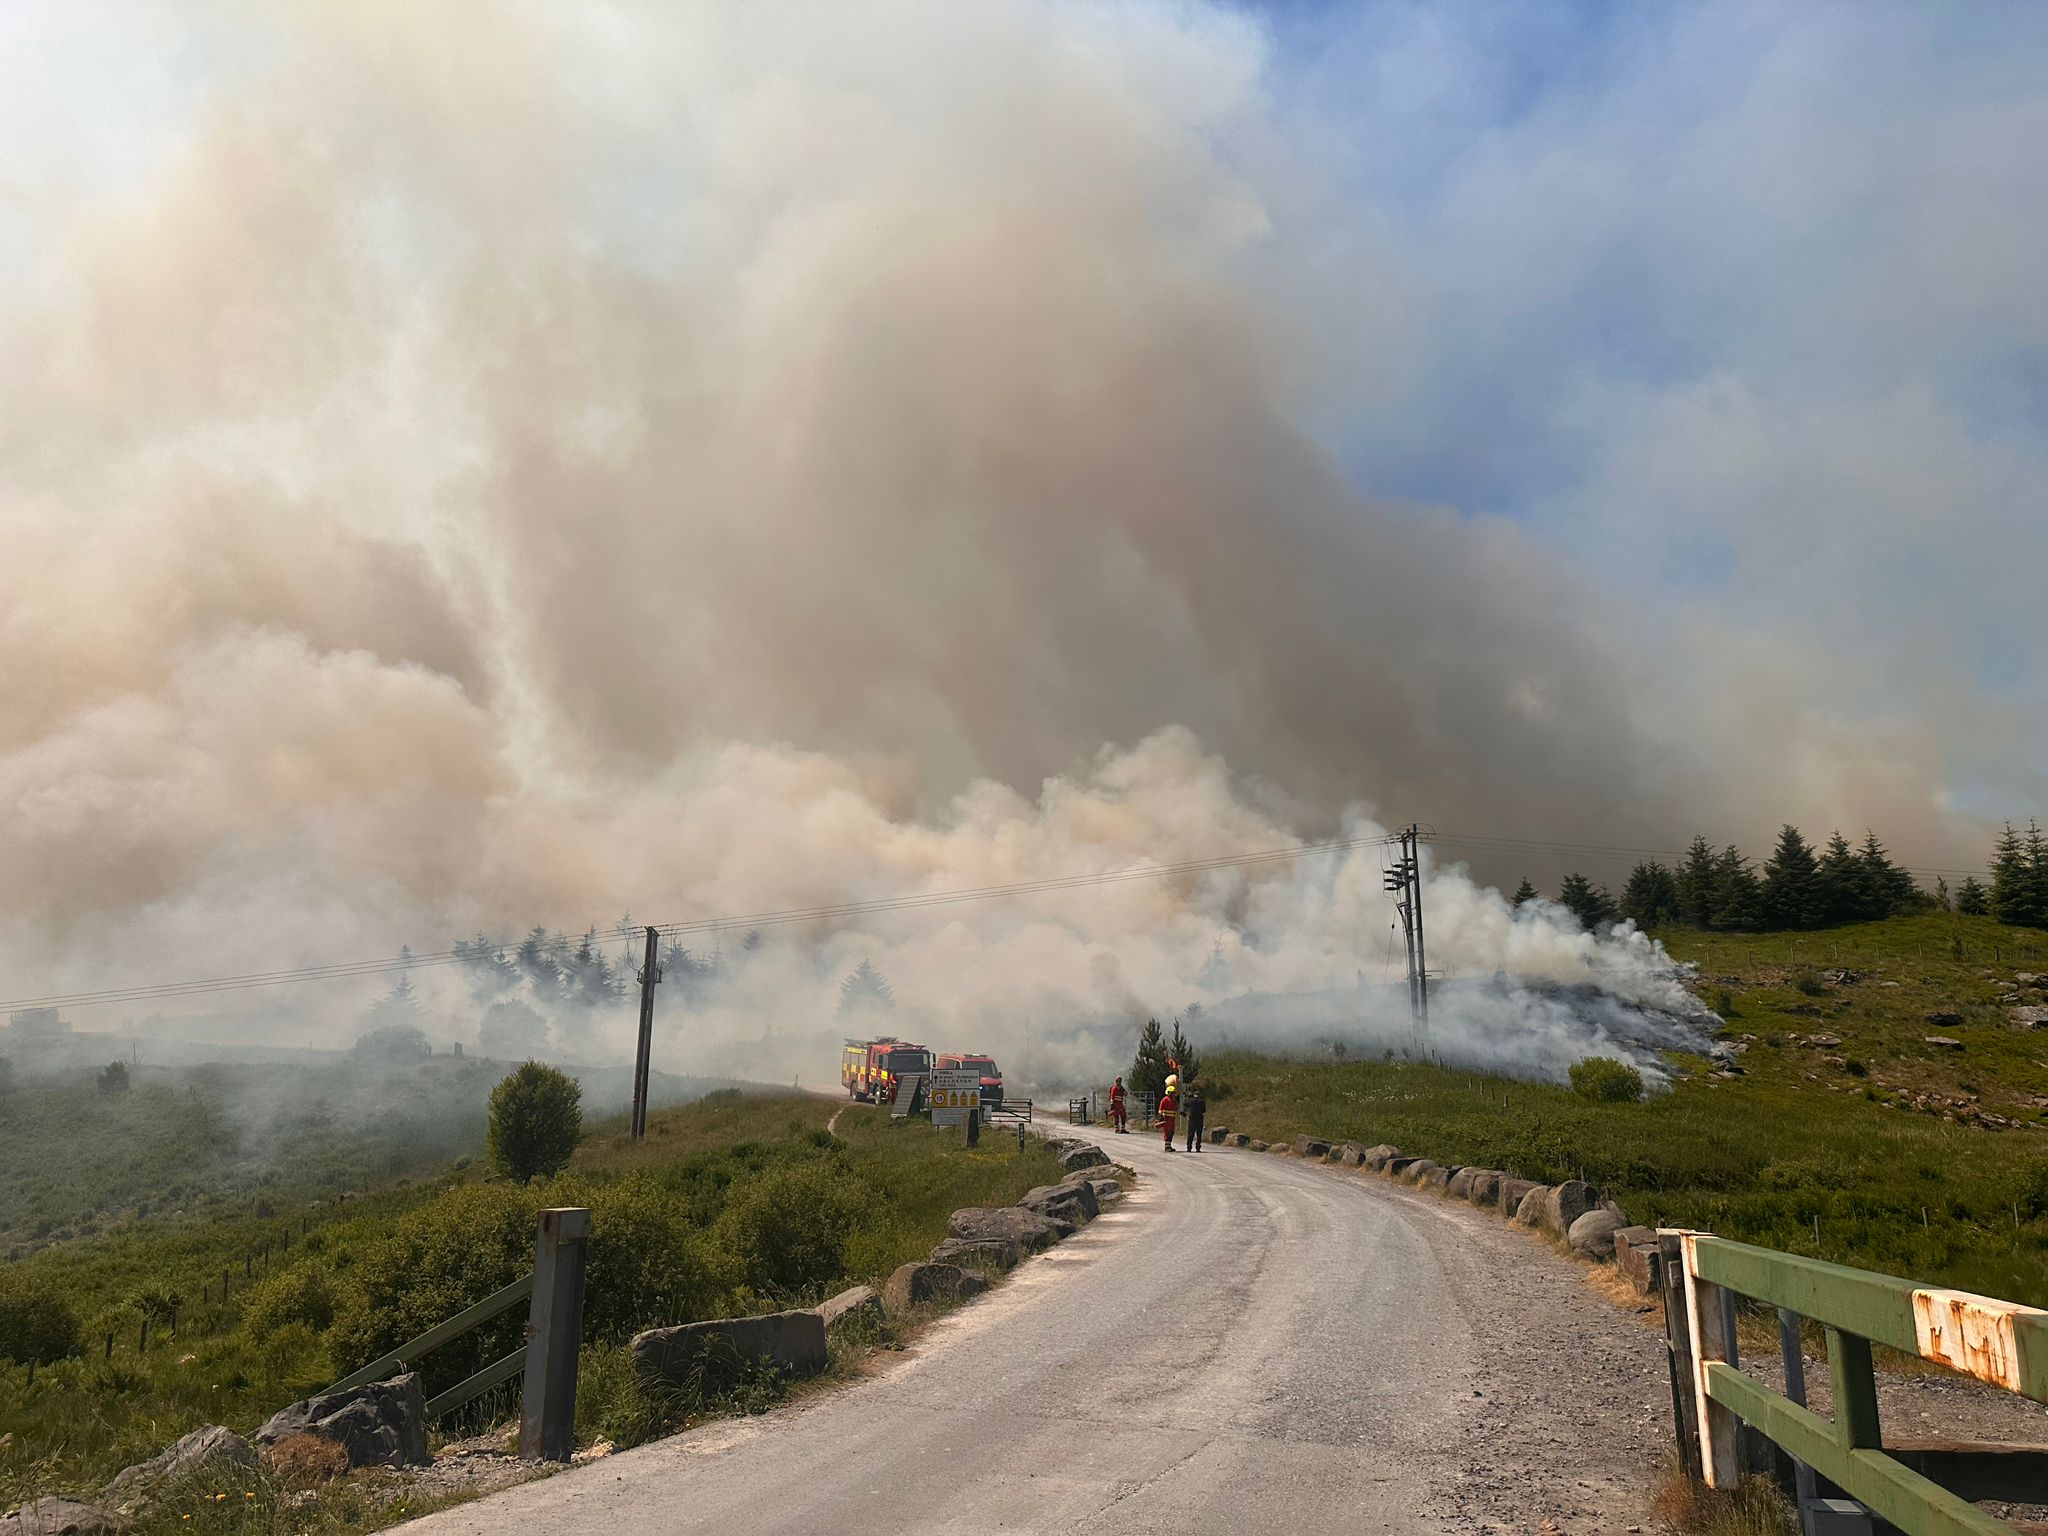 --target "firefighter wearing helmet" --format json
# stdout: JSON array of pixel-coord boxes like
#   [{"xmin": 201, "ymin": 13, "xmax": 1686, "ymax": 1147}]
[{"xmin": 1159, "ymin": 1072, "xmax": 1180, "ymax": 1152}]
